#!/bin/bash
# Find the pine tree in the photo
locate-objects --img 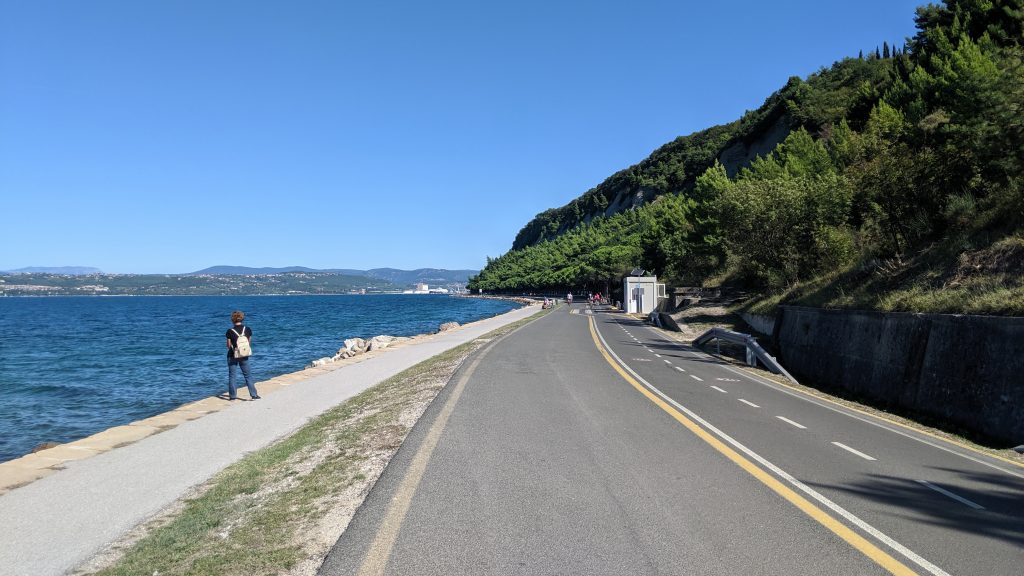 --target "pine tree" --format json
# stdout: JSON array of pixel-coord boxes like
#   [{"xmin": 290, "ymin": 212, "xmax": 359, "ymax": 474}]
[
  {"xmin": 858, "ymin": 49, "xmax": 864, "ymax": 59},
  {"xmin": 883, "ymin": 41, "xmax": 890, "ymax": 58}
]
